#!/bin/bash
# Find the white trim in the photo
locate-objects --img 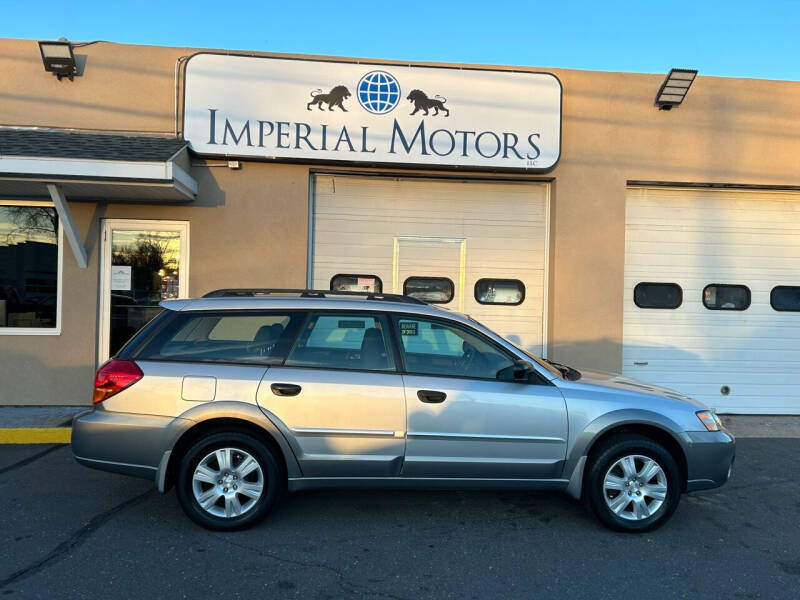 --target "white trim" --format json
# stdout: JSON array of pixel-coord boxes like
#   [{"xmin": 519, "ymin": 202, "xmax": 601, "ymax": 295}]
[
  {"xmin": 0, "ymin": 153, "xmax": 198, "ymax": 200},
  {"xmin": 1, "ymin": 156, "xmax": 175, "ymax": 181},
  {"xmin": 0, "ymin": 199, "xmax": 63, "ymax": 336},
  {"xmin": 168, "ymin": 161, "xmax": 199, "ymax": 196},
  {"xmin": 541, "ymin": 183, "xmax": 551, "ymax": 359},
  {"xmin": 98, "ymin": 219, "xmax": 190, "ymax": 363},
  {"xmin": 48, "ymin": 184, "xmax": 88, "ymax": 269}
]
